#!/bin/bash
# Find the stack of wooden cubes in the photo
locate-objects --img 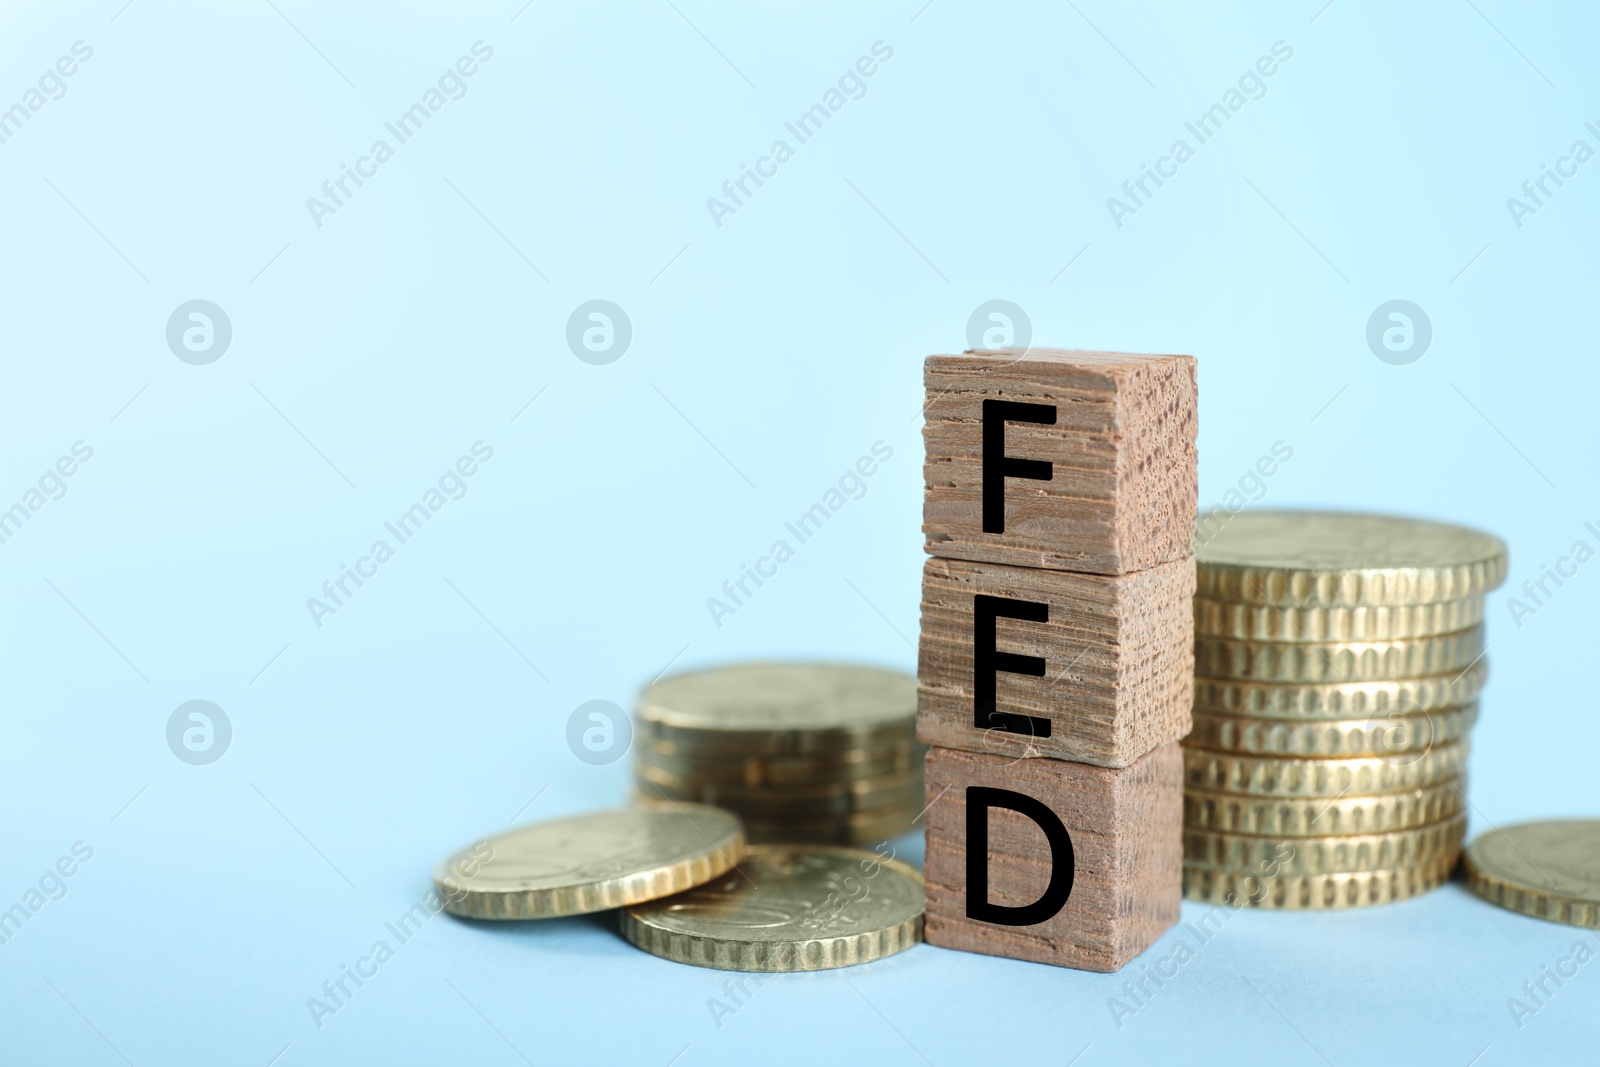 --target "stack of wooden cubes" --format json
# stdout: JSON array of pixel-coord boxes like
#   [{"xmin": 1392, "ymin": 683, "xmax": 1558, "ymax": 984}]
[{"xmin": 917, "ymin": 349, "xmax": 1199, "ymax": 972}]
